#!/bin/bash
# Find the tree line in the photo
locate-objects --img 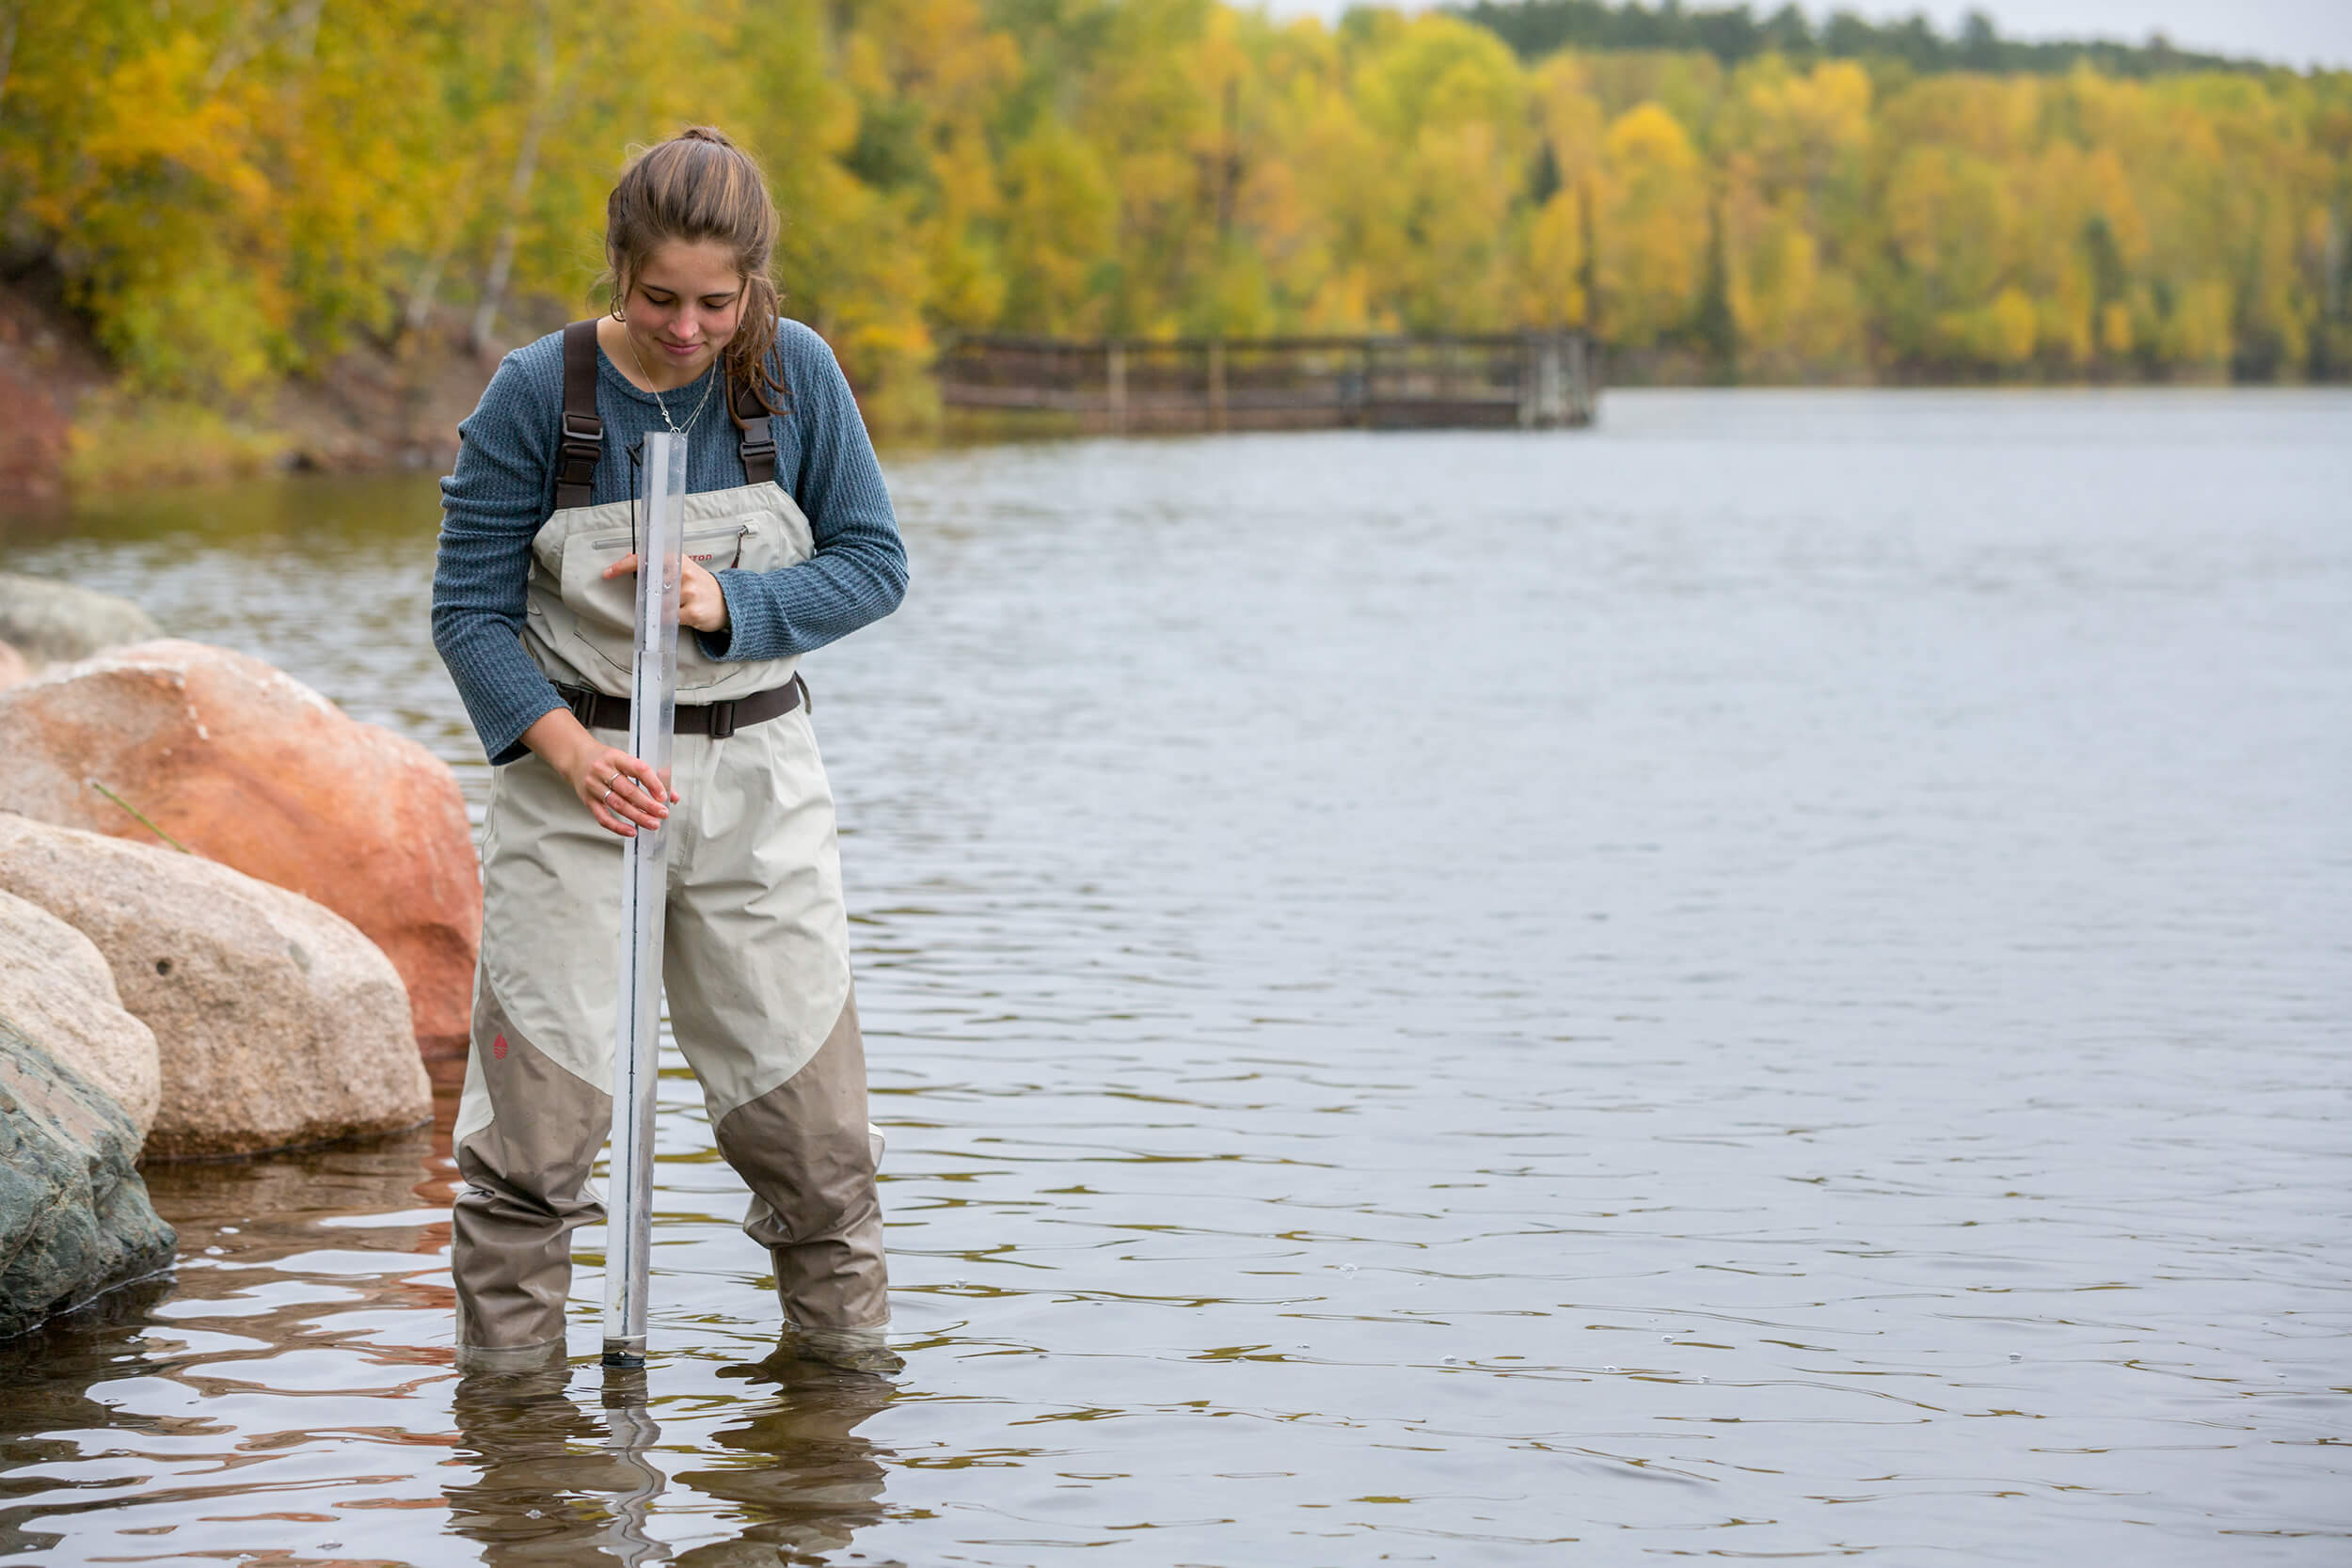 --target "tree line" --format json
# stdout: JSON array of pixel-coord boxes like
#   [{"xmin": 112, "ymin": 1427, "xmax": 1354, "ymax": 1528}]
[
  {"xmin": 8, "ymin": 0, "xmax": 2349, "ymax": 429},
  {"xmin": 1449, "ymin": 2, "xmax": 2276, "ymax": 79}
]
